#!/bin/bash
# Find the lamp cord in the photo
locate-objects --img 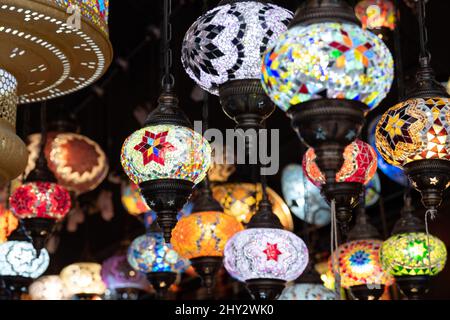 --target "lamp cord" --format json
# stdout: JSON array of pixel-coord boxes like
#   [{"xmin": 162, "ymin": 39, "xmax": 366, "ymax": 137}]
[
  {"xmin": 393, "ymin": 0, "xmax": 405, "ymax": 100},
  {"xmin": 417, "ymin": 0, "xmax": 430, "ymax": 61},
  {"xmin": 424, "ymin": 209, "xmax": 436, "ymax": 275},
  {"xmin": 161, "ymin": 0, "xmax": 174, "ymax": 90}
]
